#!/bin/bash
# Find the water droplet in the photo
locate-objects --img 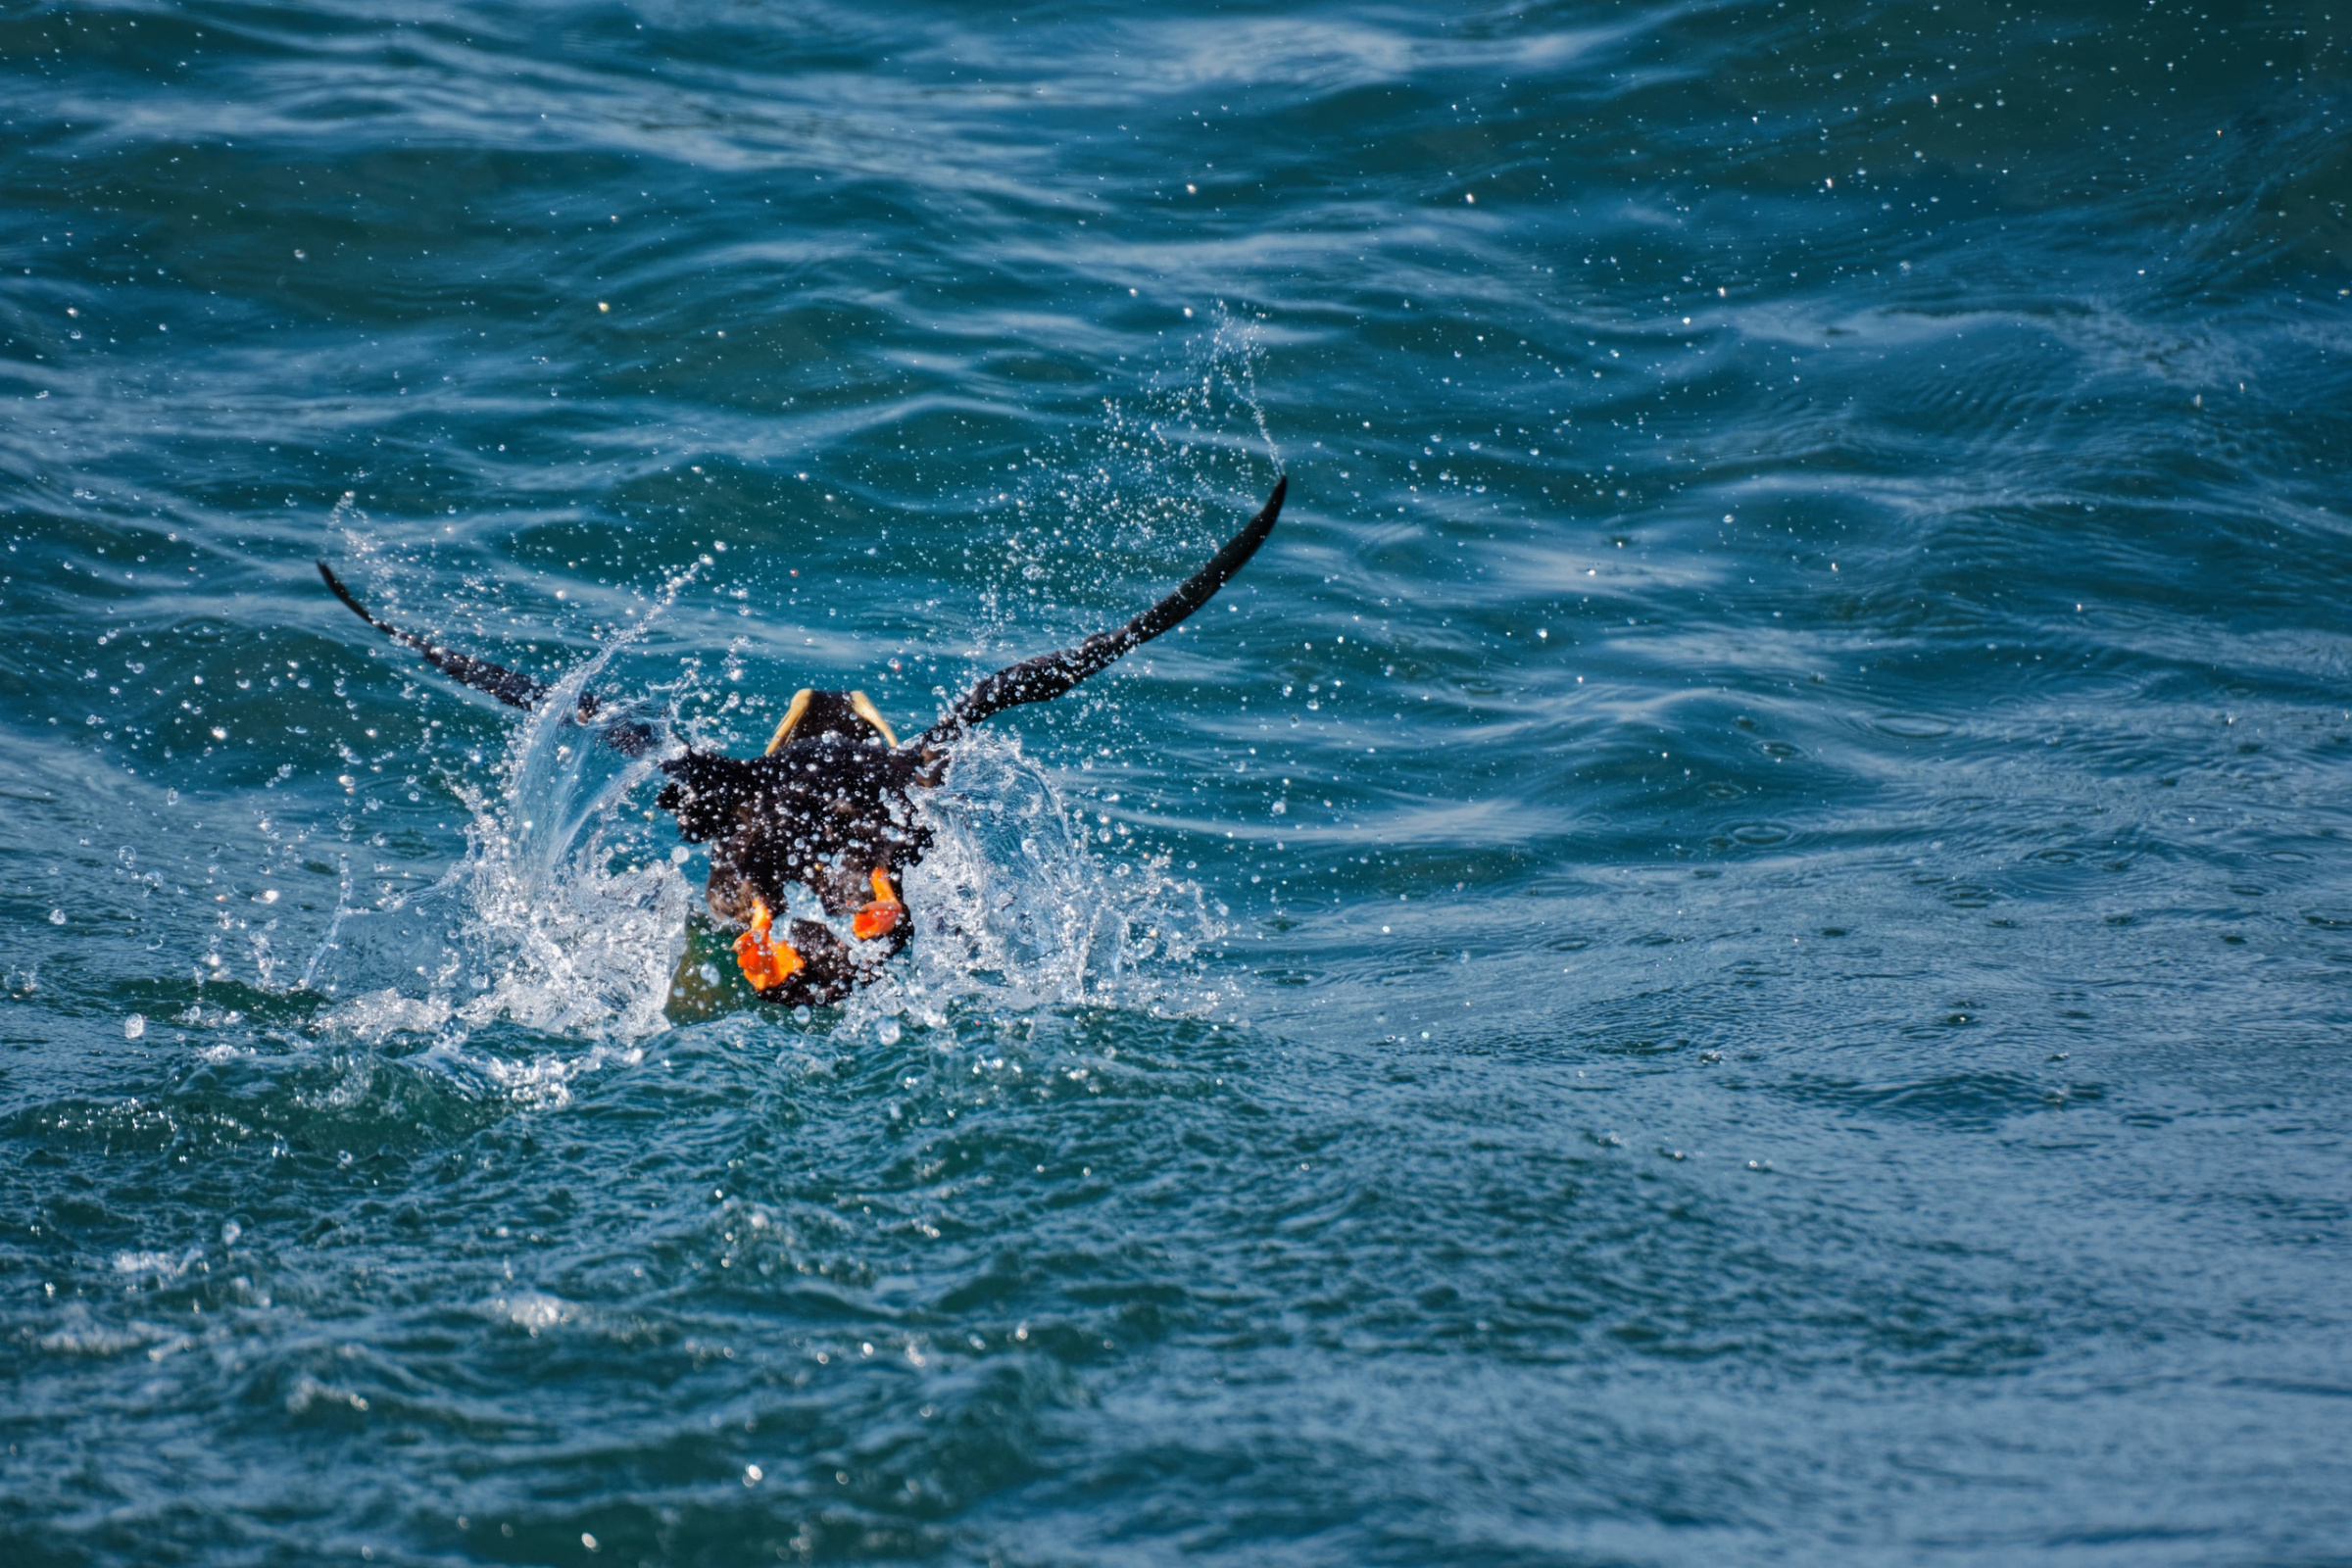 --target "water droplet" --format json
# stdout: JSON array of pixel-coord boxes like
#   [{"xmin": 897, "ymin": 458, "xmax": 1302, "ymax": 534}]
[
  {"xmin": 49, "ymin": 908, "xmax": 65, "ymax": 925},
  {"xmin": 877, "ymin": 1019, "xmax": 903, "ymax": 1046},
  {"xmin": 123, "ymin": 1013, "xmax": 145, "ymax": 1040}
]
